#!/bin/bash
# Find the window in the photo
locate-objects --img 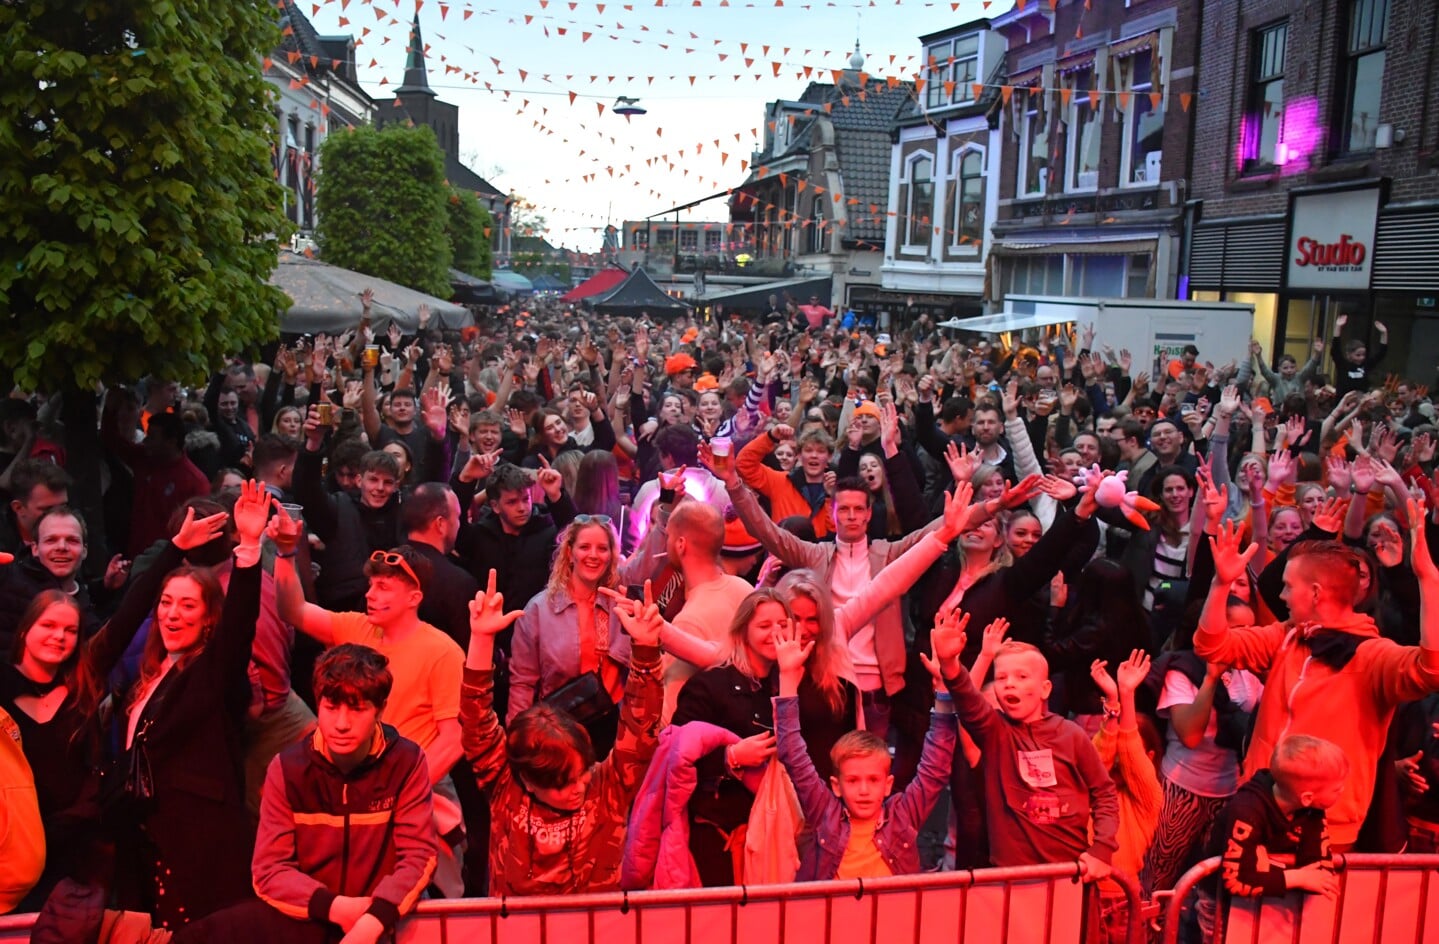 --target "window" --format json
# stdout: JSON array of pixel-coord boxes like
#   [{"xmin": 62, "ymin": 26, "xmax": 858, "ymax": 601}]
[
  {"xmin": 1071, "ymin": 255, "xmax": 1126, "ymax": 297},
  {"xmin": 1121, "ymin": 51, "xmax": 1164, "ymax": 185},
  {"xmin": 1340, "ymin": 0, "xmax": 1388, "ymax": 152},
  {"xmin": 656, "ymin": 229, "xmax": 674, "ymax": 249},
  {"xmin": 808, "ymin": 200, "xmax": 826, "ymax": 254},
  {"xmin": 632, "ymin": 229, "xmax": 649, "ymax": 250},
  {"xmin": 925, "ymin": 34, "xmax": 980, "ymax": 108},
  {"xmin": 953, "ymin": 148, "xmax": 984, "ymax": 248},
  {"xmin": 904, "ymin": 153, "xmax": 934, "ymax": 249},
  {"xmin": 1017, "ymin": 96, "xmax": 1050, "ymax": 196},
  {"xmin": 679, "ymin": 229, "xmax": 698, "ymax": 252},
  {"xmin": 704, "ymin": 230, "xmax": 721, "ymax": 252},
  {"xmin": 1066, "ymin": 70, "xmax": 1101, "ymax": 190},
  {"xmin": 1243, "ymin": 22, "xmax": 1287, "ymax": 170},
  {"xmin": 1127, "ymin": 253, "xmax": 1152, "ymax": 297},
  {"xmin": 1008, "ymin": 255, "xmax": 1065, "ymax": 295}
]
